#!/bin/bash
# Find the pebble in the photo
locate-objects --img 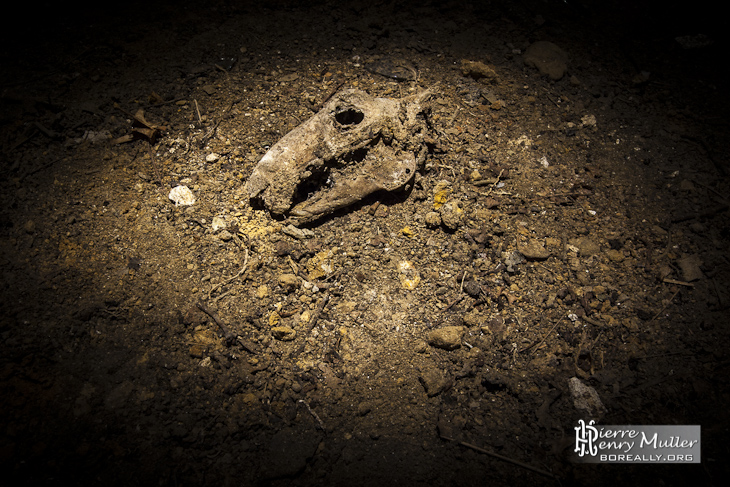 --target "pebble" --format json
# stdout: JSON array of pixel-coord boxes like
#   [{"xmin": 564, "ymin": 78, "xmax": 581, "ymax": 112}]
[
  {"xmin": 523, "ymin": 41, "xmax": 568, "ymax": 80},
  {"xmin": 278, "ymin": 274, "xmax": 300, "ymax": 293},
  {"xmin": 573, "ymin": 237, "xmax": 600, "ymax": 256},
  {"xmin": 397, "ymin": 260, "xmax": 421, "ymax": 290},
  {"xmin": 427, "ymin": 326, "xmax": 464, "ymax": 350},
  {"xmin": 419, "ymin": 366, "xmax": 450, "ymax": 397},
  {"xmin": 424, "ymin": 211, "xmax": 441, "ymax": 228},
  {"xmin": 439, "ymin": 201, "xmax": 464, "ymax": 231},
  {"xmin": 271, "ymin": 326, "xmax": 296, "ymax": 341},
  {"xmin": 517, "ymin": 239, "xmax": 551, "ymax": 260},
  {"xmin": 460, "ymin": 59, "xmax": 498, "ymax": 83},
  {"xmin": 211, "ymin": 216, "xmax": 227, "ymax": 232},
  {"xmin": 256, "ymin": 284, "xmax": 270, "ymax": 299},
  {"xmin": 678, "ymin": 254, "xmax": 703, "ymax": 281},
  {"xmin": 605, "ymin": 249, "xmax": 624, "ymax": 262},
  {"xmin": 568, "ymin": 377, "xmax": 606, "ymax": 419},
  {"xmin": 168, "ymin": 185, "xmax": 195, "ymax": 206}
]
